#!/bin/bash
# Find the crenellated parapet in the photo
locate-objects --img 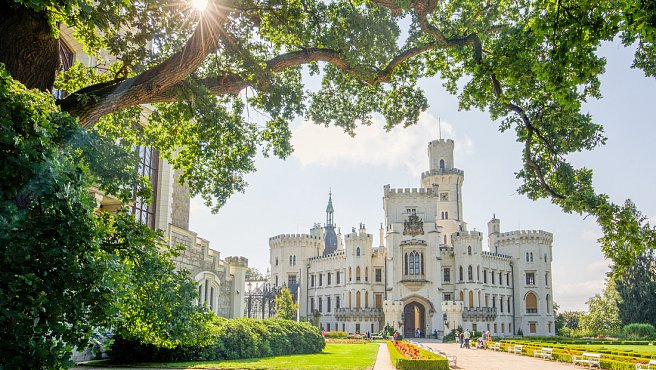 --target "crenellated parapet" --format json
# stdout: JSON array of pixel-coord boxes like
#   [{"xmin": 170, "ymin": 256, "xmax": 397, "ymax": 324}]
[
  {"xmin": 269, "ymin": 233, "xmax": 324, "ymax": 249},
  {"xmin": 421, "ymin": 168, "xmax": 465, "ymax": 179},
  {"xmin": 481, "ymin": 251, "xmax": 512, "ymax": 260},
  {"xmin": 225, "ymin": 256, "xmax": 248, "ymax": 268},
  {"xmin": 495, "ymin": 230, "xmax": 553, "ymax": 246},
  {"xmin": 452, "ymin": 230, "xmax": 483, "ymax": 242},
  {"xmin": 383, "ymin": 185, "xmax": 438, "ymax": 197}
]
